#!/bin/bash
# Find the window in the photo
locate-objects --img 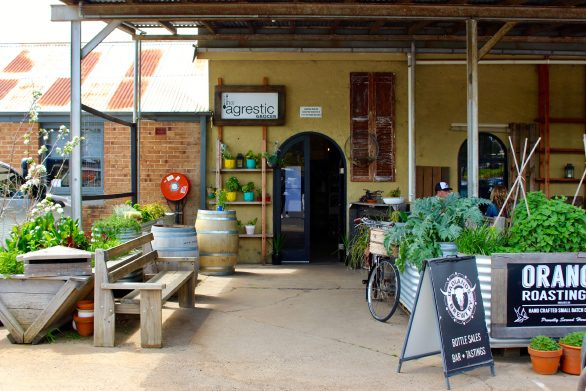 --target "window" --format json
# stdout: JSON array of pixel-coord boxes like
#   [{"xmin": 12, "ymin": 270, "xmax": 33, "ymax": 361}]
[
  {"xmin": 43, "ymin": 123, "xmax": 104, "ymax": 195},
  {"xmin": 458, "ymin": 133, "xmax": 507, "ymax": 200},
  {"xmin": 349, "ymin": 72, "xmax": 395, "ymax": 182}
]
